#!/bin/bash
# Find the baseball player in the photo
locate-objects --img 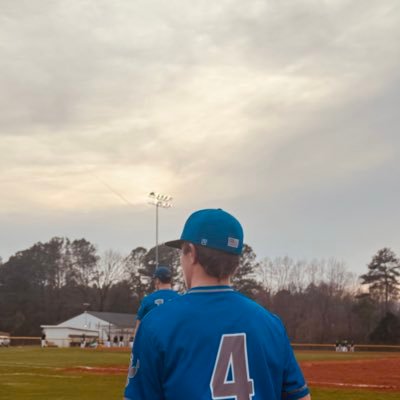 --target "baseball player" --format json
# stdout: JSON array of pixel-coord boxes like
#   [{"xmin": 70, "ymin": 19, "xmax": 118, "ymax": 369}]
[
  {"xmin": 133, "ymin": 265, "xmax": 179, "ymax": 335},
  {"xmin": 41, "ymin": 332, "xmax": 47, "ymax": 348},
  {"xmin": 125, "ymin": 208, "xmax": 310, "ymax": 400}
]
